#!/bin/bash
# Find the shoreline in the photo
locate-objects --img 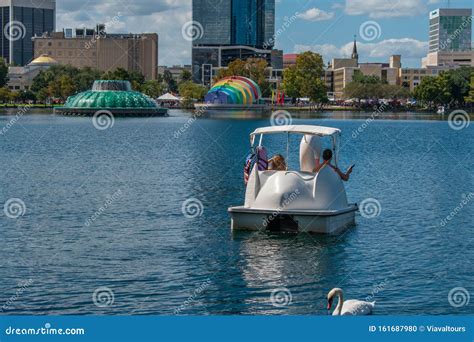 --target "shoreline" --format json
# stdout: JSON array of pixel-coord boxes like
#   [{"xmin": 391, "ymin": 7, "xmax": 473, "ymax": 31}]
[{"xmin": 0, "ymin": 106, "xmax": 473, "ymax": 117}]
